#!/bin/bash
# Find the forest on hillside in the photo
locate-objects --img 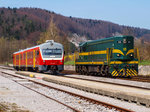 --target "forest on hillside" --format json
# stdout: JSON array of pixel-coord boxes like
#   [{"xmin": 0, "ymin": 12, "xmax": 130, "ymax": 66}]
[{"xmin": 0, "ymin": 7, "xmax": 150, "ymax": 63}]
